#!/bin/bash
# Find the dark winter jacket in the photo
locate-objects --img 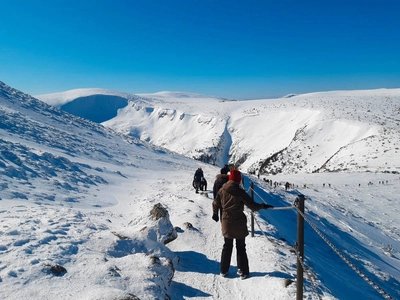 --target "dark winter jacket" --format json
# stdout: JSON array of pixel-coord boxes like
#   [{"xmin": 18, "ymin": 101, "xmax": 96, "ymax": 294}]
[
  {"xmin": 212, "ymin": 180, "xmax": 264, "ymax": 239},
  {"xmin": 213, "ymin": 174, "xmax": 229, "ymax": 199},
  {"xmin": 194, "ymin": 168, "xmax": 204, "ymax": 183}
]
